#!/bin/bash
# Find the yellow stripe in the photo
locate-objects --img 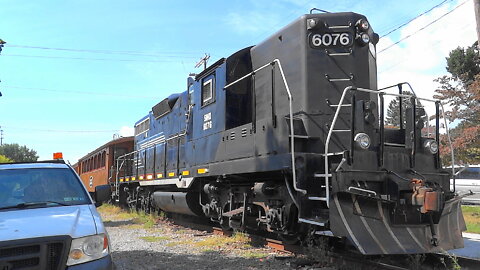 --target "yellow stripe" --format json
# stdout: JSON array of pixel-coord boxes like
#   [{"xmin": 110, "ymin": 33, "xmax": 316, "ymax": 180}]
[
  {"xmin": 125, "ymin": 177, "xmax": 130, "ymax": 182},
  {"xmin": 182, "ymin": 171, "xmax": 190, "ymax": 176},
  {"xmin": 131, "ymin": 177, "xmax": 136, "ymax": 181},
  {"xmin": 156, "ymin": 173, "xmax": 163, "ymax": 178},
  {"xmin": 168, "ymin": 172, "xmax": 175, "ymax": 177}
]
